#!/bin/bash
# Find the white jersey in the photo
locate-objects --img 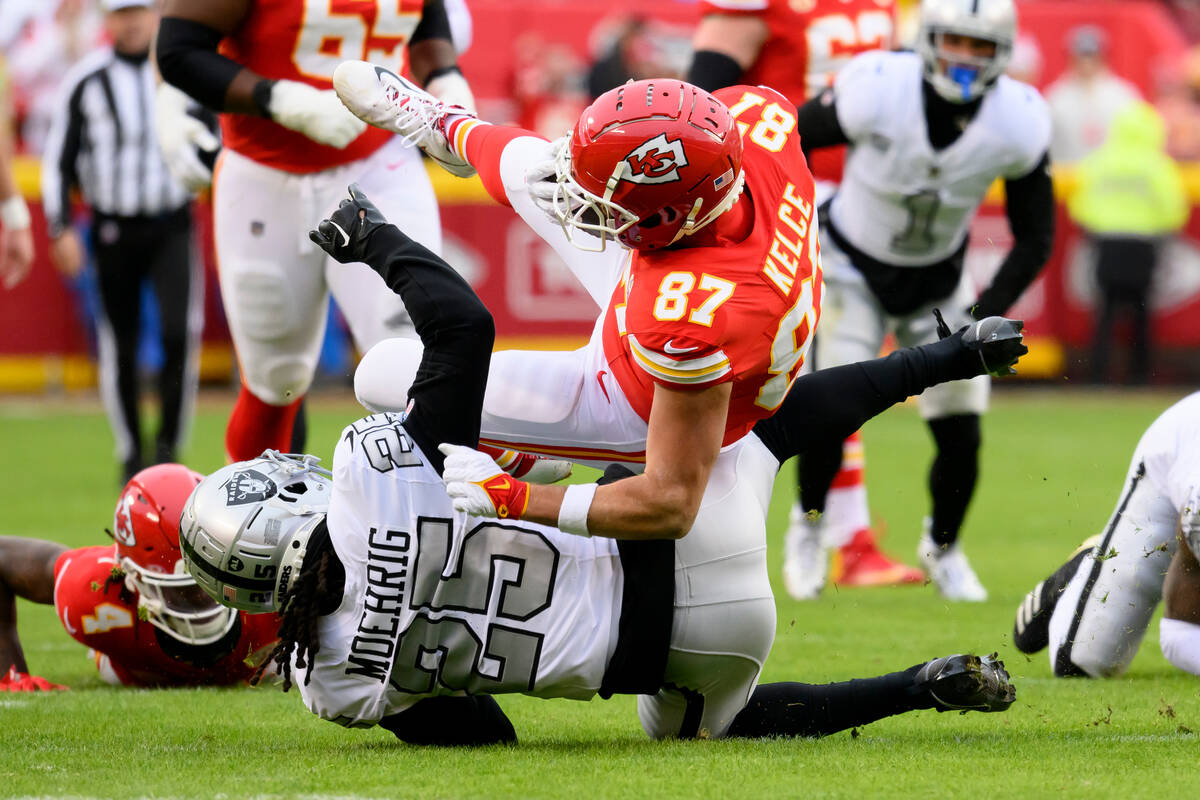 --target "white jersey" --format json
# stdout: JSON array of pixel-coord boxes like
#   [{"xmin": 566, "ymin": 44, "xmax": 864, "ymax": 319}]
[
  {"xmin": 829, "ymin": 51, "xmax": 1051, "ymax": 267},
  {"xmin": 296, "ymin": 413, "xmax": 624, "ymax": 728},
  {"xmin": 1134, "ymin": 392, "xmax": 1200, "ymax": 547}
]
